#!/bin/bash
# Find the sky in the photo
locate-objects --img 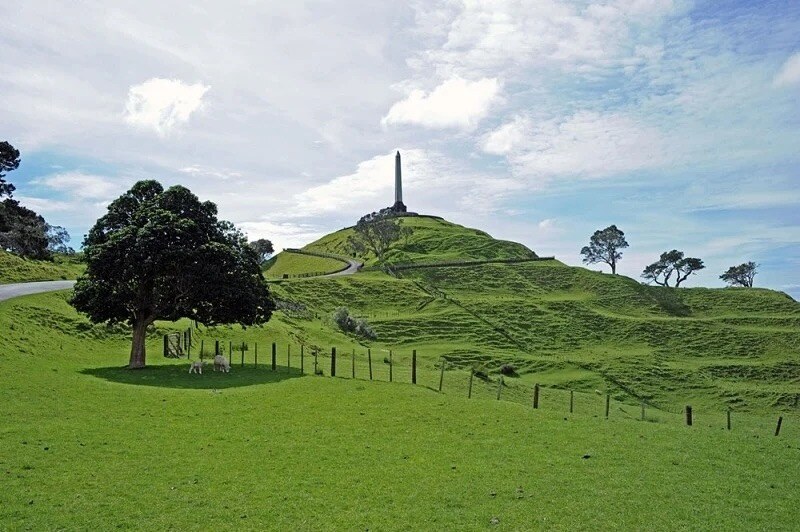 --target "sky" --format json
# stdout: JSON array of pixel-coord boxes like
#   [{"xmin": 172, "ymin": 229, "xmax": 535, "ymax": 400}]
[{"xmin": 2, "ymin": 0, "xmax": 799, "ymax": 297}]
